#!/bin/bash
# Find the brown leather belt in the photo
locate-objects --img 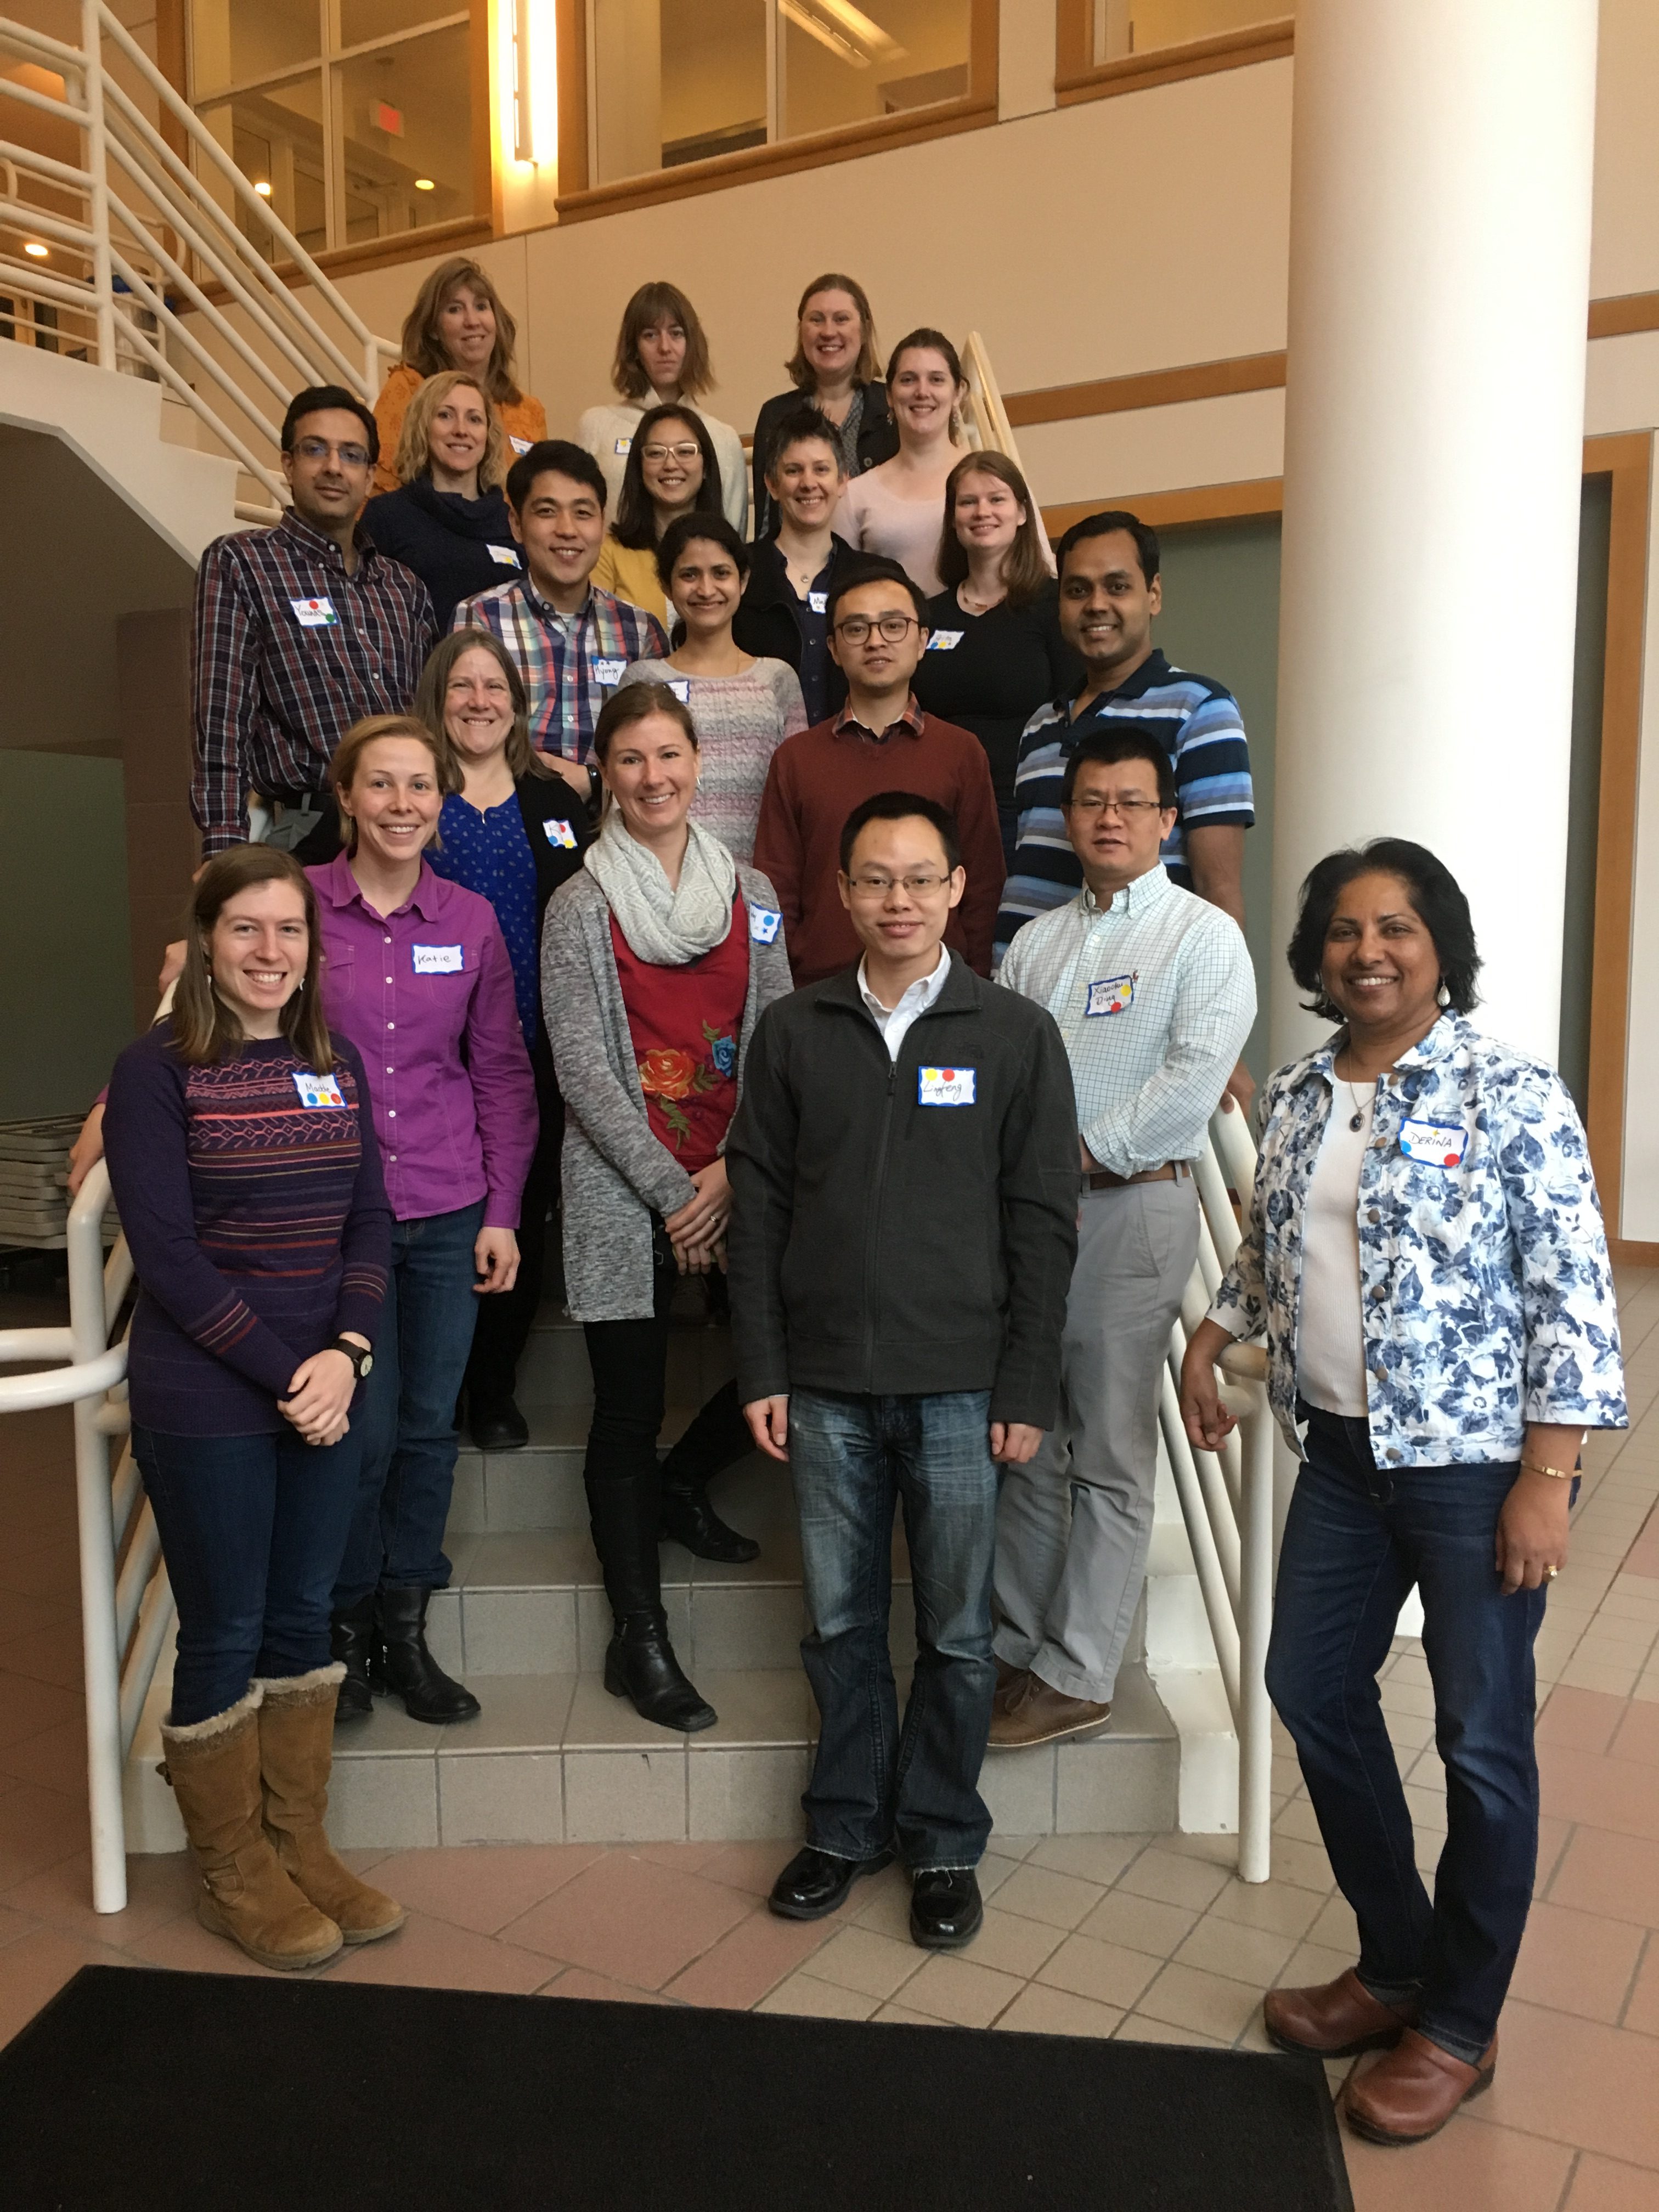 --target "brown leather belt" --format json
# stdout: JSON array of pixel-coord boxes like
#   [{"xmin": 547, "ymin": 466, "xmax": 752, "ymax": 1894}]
[{"xmin": 1082, "ymin": 1161, "xmax": 1190, "ymax": 1192}]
